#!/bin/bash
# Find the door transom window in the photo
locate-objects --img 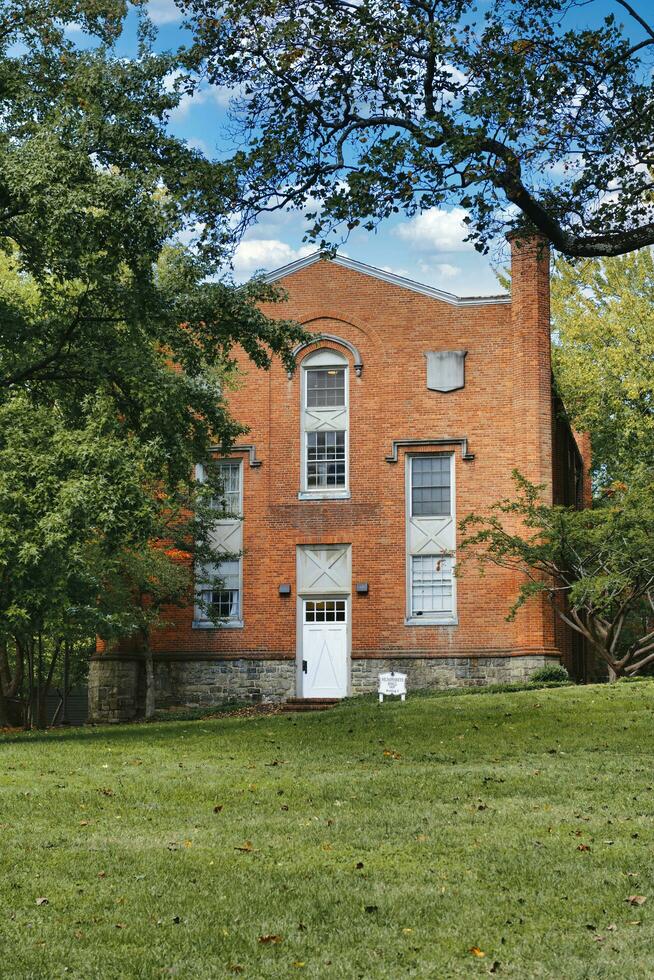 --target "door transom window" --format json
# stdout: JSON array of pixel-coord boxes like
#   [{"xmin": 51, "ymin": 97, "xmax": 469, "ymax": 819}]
[{"xmin": 304, "ymin": 599, "xmax": 347, "ymax": 623}]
